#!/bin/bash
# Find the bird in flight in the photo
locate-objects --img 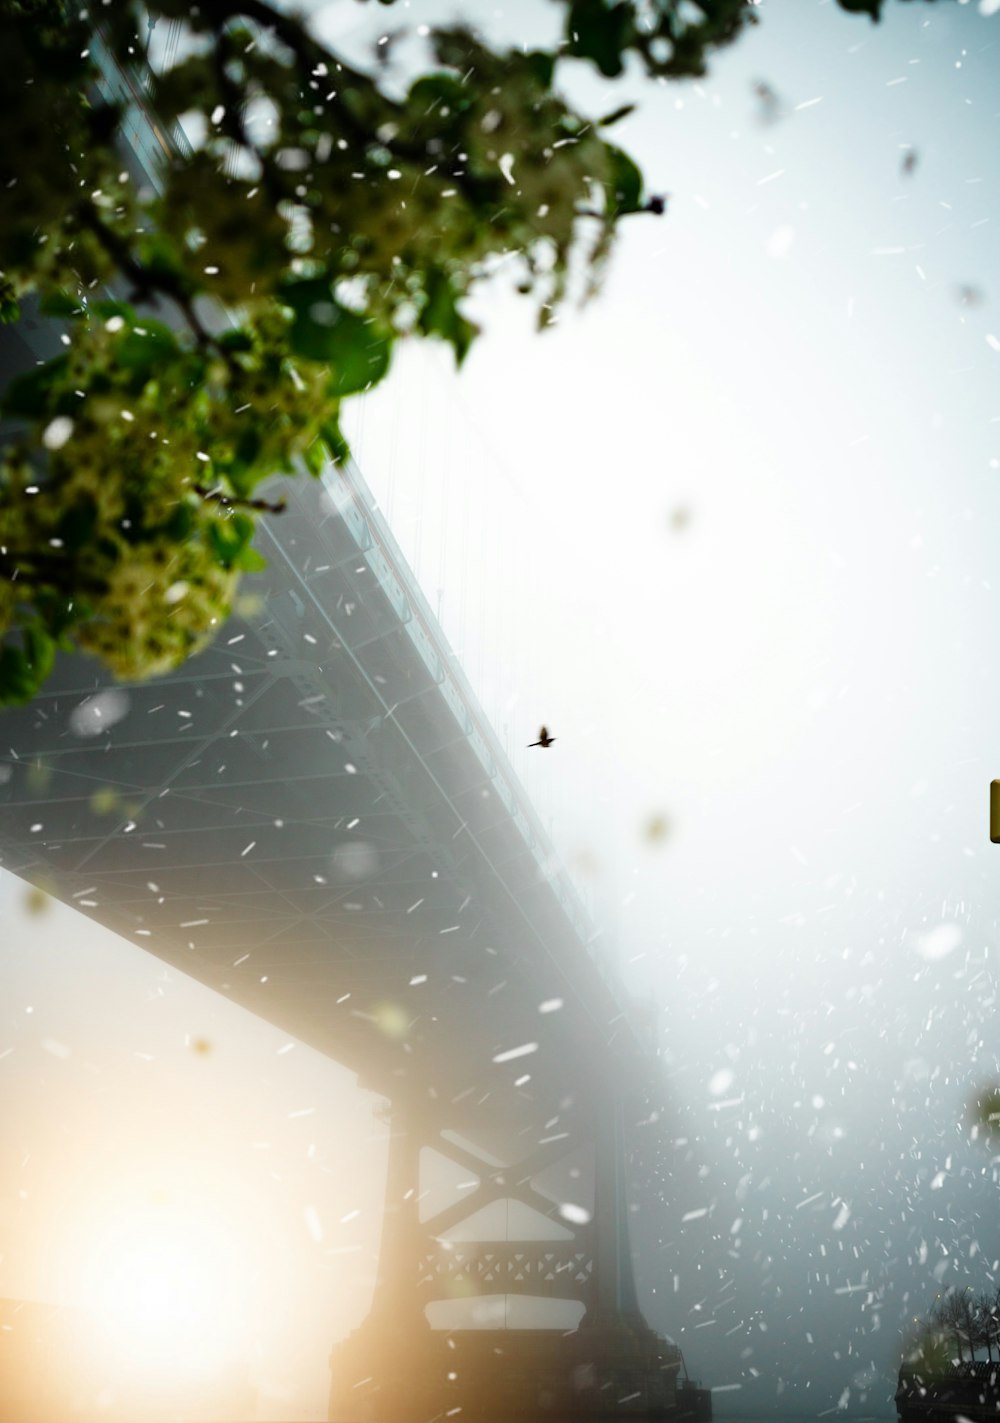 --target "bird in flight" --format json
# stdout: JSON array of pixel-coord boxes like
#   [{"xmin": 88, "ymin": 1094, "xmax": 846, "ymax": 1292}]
[{"xmin": 529, "ymin": 726, "xmax": 556, "ymax": 748}]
